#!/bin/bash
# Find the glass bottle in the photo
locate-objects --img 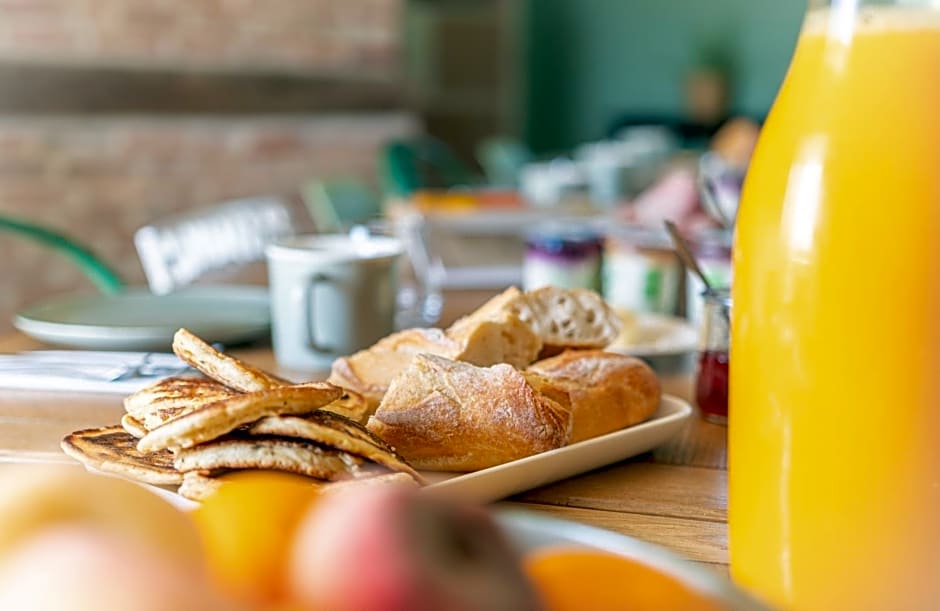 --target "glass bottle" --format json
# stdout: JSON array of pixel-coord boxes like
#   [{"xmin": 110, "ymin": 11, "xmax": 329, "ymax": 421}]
[{"xmin": 730, "ymin": 1, "xmax": 940, "ymax": 609}]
